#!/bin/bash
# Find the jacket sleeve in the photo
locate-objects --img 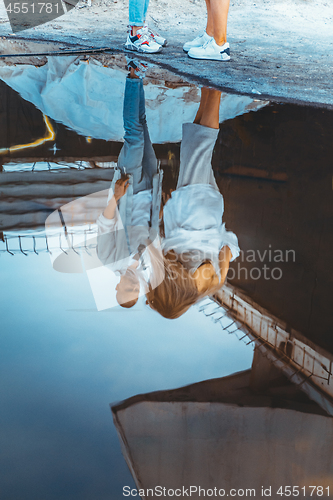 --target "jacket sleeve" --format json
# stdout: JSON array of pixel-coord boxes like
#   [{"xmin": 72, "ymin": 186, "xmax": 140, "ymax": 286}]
[{"xmin": 96, "ymin": 212, "xmax": 129, "ymax": 266}]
